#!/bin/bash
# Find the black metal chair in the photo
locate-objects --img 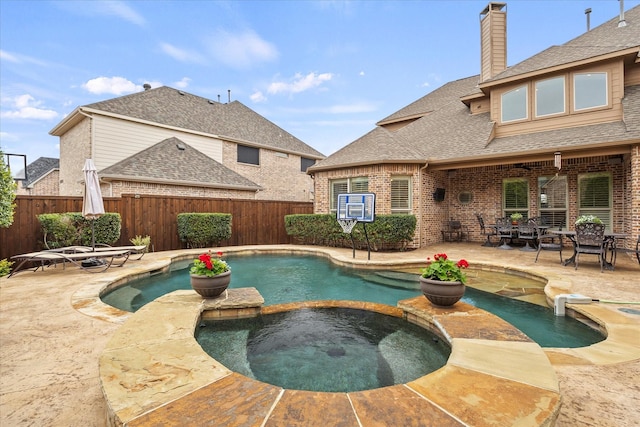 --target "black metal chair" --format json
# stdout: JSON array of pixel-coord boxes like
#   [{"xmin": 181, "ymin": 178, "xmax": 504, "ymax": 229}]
[
  {"xmin": 495, "ymin": 217, "xmax": 514, "ymax": 250},
  {"xmin": 441, "ymin": 220, "xmax": 468, "ymax": 242},
  {"xmin": 535, "ymin": 230, "xmax": 563, "ymax": 264},
  {"xmin": 475, "ymin": 213, "xmax": 497, "ymax": 247},
  {"xmin": 575, "ymin": 222, "xmax": 606, "ymax": 272},
  {"xmin": 517, "ymin": 220, "xmax": 537, "ymax": 251}
]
